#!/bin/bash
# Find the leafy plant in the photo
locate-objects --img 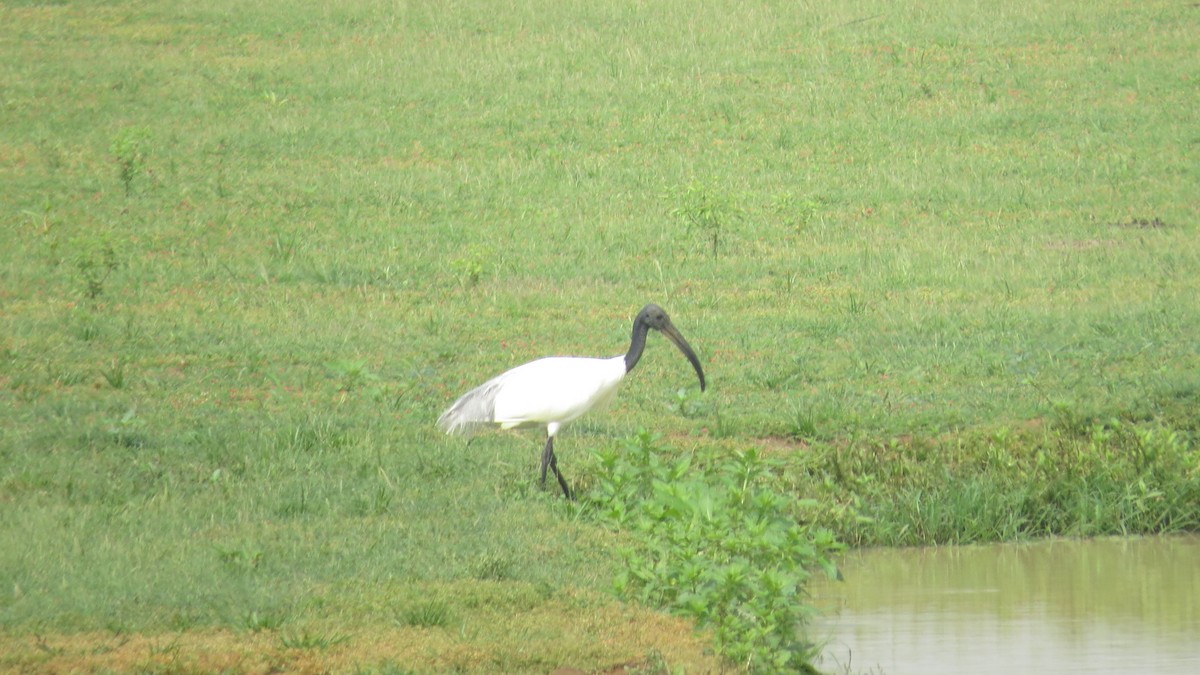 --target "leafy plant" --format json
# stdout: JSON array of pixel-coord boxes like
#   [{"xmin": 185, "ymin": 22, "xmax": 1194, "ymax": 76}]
[
  {"xmin": 110, "ymin": 127, "xmax": 149, "ymax": 197},
  {"xmin": 586, "ymin": 433, "xmax": 842, "ymax": 673},
  {"xmin": 770, "ymin": 193, "xmax": 826, "ymax": 232},
  {"xmin": 672, "ymin": 387, "xmax": 706, "ymax": 418},
  {"xmin": 450, "ymin": 251, "xmax": 489, "ymax": 287},
  {"xmin": 668, "ymin": 181, "xmax": 744, "ymax": 257},
  {"xmin": 71, "ymin": 234, "xmax": 123, "ymax": 300},
  {"xmin": 326, "ymin": 358, "xmax": 380, "ymax": 393},
  {"xmin": 215, "ymin": 544, "xmax": 265, "ymax": 572},
  {"xmin": 105, "ymin": 406, "xmax": 147, "ymax": 448}
]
